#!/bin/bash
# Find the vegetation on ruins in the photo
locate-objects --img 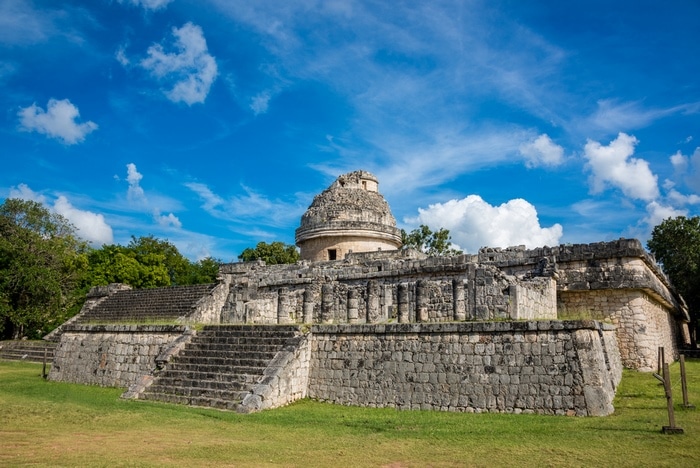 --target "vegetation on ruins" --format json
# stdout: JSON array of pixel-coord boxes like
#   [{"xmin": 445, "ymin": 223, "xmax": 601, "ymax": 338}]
[
  {"xmin": 648, "ymin": 215, "xmax": 700, "ymax": 342},
  {"xmin": 0, "ymin": 199, "xmax": 220, "ymax": 340},
  {"xmin": 1, "ymin": 359, "xmax": 699, "ymax": 467},
  {"xmin": 401, "ymin": 224, "xmax": 463, "ymax": 256},
  {"xmin": 238, "ymin": 241, "xmax": 301, "ymax": 264}
]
